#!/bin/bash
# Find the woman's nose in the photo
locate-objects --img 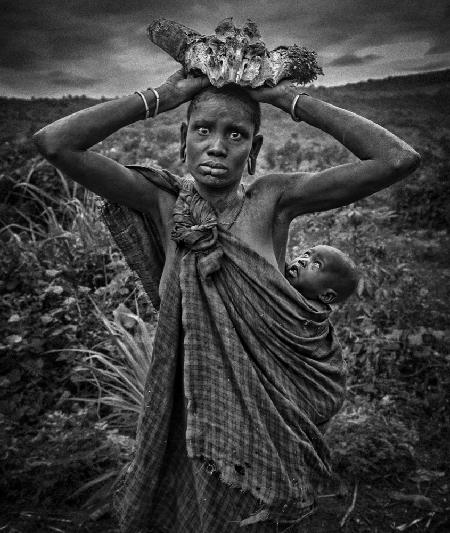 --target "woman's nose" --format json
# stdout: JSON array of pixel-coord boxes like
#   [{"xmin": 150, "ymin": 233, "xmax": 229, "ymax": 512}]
[{"xmin": 207, "ymin": 136, "xmax": 227, "ymax": 156}]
